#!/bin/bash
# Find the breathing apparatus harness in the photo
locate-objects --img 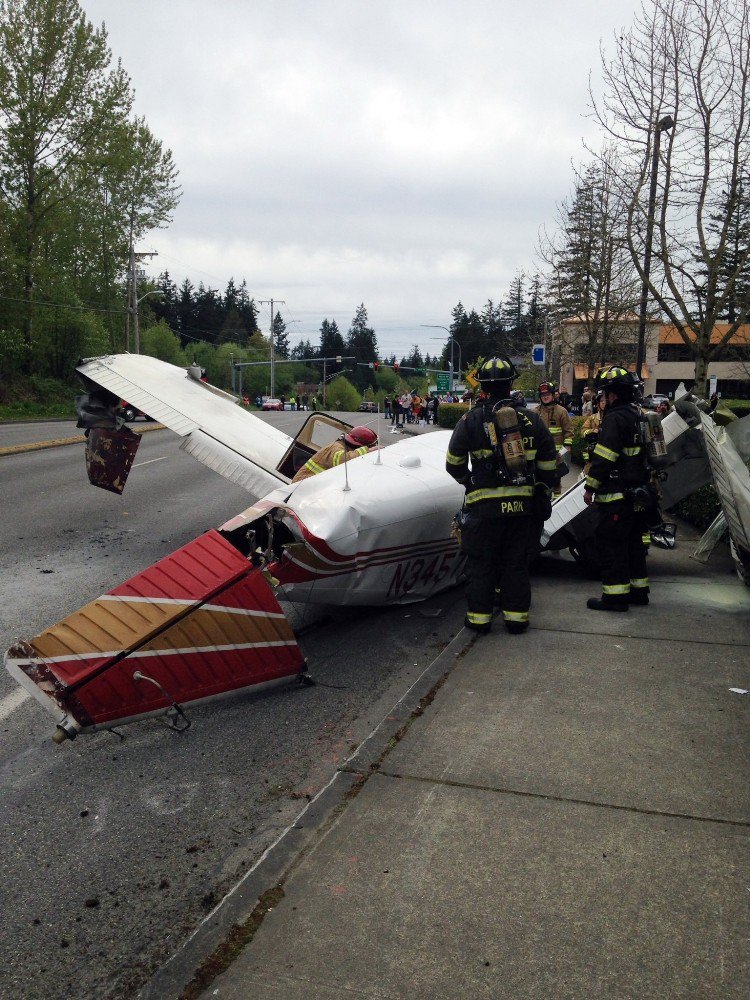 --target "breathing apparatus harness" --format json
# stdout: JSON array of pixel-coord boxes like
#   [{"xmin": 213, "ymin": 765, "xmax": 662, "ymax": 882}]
[{"xmin": 472, "ymin": 399, "xmax": 534, "ymax": 490}]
